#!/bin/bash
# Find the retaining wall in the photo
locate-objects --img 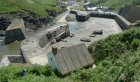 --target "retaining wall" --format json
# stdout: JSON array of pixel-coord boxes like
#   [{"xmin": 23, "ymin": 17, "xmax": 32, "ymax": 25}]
[
  {"xmin": 0, "ymin": 55, "xmax": 23, "ymax": 67},
  {"xmin": 70, "ymin": 10, "xmax": 77, "ymax": 14},
  {"xmin": 76, "ymin": 11, "xmax": 90, "ymax": 22},
  {"xmin": 90, "ymin": 13, "xmax": 131, "ymax": 30},
  {"xmin": 5, "ymin": 19, "xmax": 26, "ymax": 44},
  {"xmin": 38, "ymin": 24, "xmax": 69, "ymax": 48}
]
